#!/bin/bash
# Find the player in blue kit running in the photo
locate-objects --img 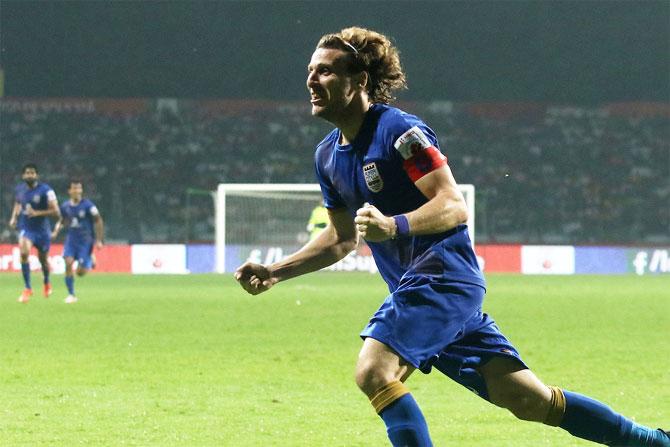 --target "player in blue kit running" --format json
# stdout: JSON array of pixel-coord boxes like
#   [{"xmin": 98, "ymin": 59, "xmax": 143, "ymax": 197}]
[
  {"xmin": 8, "ymin": 164, "xmax": 60, "ymax": 303},
  {"xmin": 51, "ymin": 180, "xmax": 104, "ymax": 304},
  {"xmin": 234, "ymin": 27, "xmax": 669, "ymax": 446}
]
